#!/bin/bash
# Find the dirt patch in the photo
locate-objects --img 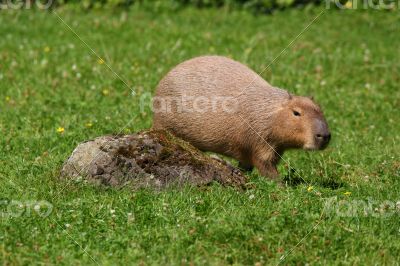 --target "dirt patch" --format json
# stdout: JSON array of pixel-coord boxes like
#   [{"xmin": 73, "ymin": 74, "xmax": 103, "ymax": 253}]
[{"xmin": 60, "ymin": 130, "xmax": 247, "ymax": 190}]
